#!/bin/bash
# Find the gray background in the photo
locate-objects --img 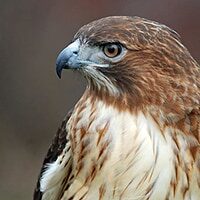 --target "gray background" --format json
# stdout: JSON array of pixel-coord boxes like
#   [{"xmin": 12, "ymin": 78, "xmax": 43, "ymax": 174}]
[{"xmin": 1, "ymin": 0, "xmax": 200, "ymax": 199}]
